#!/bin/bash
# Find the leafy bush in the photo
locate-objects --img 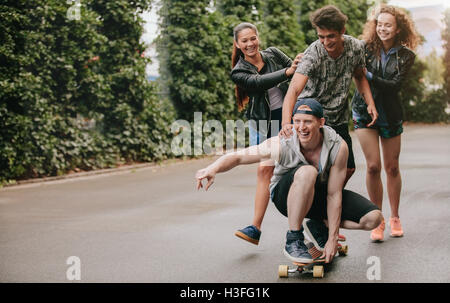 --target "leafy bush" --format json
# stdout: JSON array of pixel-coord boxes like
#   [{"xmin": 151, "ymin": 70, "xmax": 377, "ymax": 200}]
[
  {"xmin": 157, "ymin": 0, "xmax": 238, "ymax": 123},
  {"xmin": 397, "ymin": 58, "xmax": 449, "ymax": 123},
  {"xmin": 0, "ymin": 0, "xmax": 175, "ymax": 184},
  {"xmin": 403, "ymin": 87, "xmax": 449, "ymax": 123}
]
